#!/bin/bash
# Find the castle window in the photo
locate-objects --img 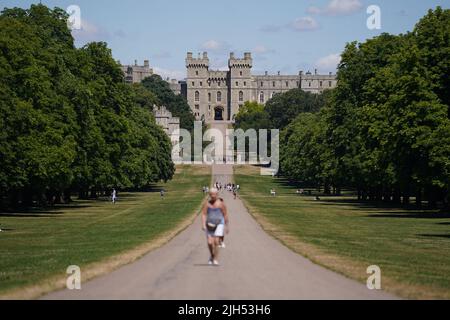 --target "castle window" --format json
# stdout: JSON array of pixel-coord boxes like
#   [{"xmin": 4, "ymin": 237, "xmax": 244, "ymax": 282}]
[
  {"xmin": 273, "ymin": 81, "xmax": 276, "ymax": 87},
  {"xmin": 218, "ymin": 81, "xmax": 221, "ymax": 87},
  {"xmin": 208, "ymin": 105, "xmax": 211, "ymax": 110},
  {"xmin": 200, "ymin": 81, "xmax": 203, "ymax": 86},
  {"xmin": 236, "ymin": 81, "xmax": 239, "ymax": 87},
  {"xmin": 208, "ymin": 92, "xmax": 211, "ymax": 102},
  {"xmin": 196, "ymin": 71, "xmax": 199, "ymax": 76},
  {"xmin": 244, "ymin": 81, "xmax": 247, "ymax": 86},
  {"xmin": 195, "ymin": 91, "xmax": 200, "ymax": 102},
  {"xmin": 309, "ymin": 82, "xmax": 311, "ymax": 87},
  {"xmin": 240, "ymin": 71, "xmax": 243, "ymax": 76},
  {"xmin": 195, "ymin": 104, "xmax": 200, "ymax": 110},
  {"xmin": 192, "ymin": 81, "xmax": 195, "ymax": 86},
  {"xmin": 217, "ymin": 91, "xmax": 222, "ymax": 102},
  {"xmin": 261, "ymin": 82, "xmax": 263, "ymax": 87},
  {"xmin": 286, "ymin": 81, "xmax": 289, "ymax": 87},
  {"xmin": 239, "ymin": 91, "xmax": 244, "ymax": 102},
  {"xmin": 329, "ymin": 81, "xmax": 332, "ymax": 87},
  {"xmin": 259, "ymin": 91, "xmax": 264, "ymax": 103},
  {"xmin": 320, "ymin": 81, "xmax": 323, "ymax": 87}
]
